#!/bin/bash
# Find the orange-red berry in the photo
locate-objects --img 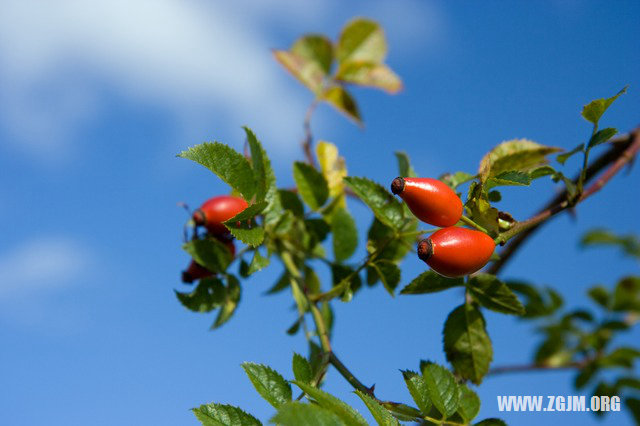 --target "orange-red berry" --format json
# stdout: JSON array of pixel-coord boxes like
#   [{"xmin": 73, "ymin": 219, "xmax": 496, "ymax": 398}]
[
  {"xmin": 417, "ymin": 227, "xmax": 495, "ymax": 278},
  {"xmin": 391, "ymin": 177, "xmax": 463, "ymax": 227},
  {"xmin": 193, "ymin": 196, "xmax": 248, "ymax": 236}
]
